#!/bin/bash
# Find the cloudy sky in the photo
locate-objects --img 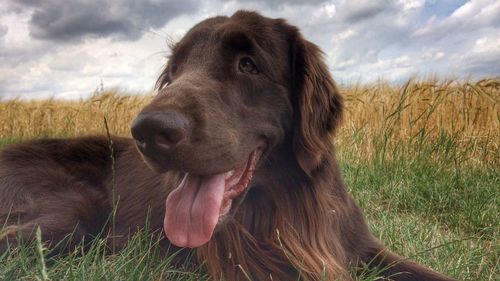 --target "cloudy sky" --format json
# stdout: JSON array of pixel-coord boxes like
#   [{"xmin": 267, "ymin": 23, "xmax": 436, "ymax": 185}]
[{"xmin": 0, "ymin": 0, "xmax": 499, "ymax": 99}]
